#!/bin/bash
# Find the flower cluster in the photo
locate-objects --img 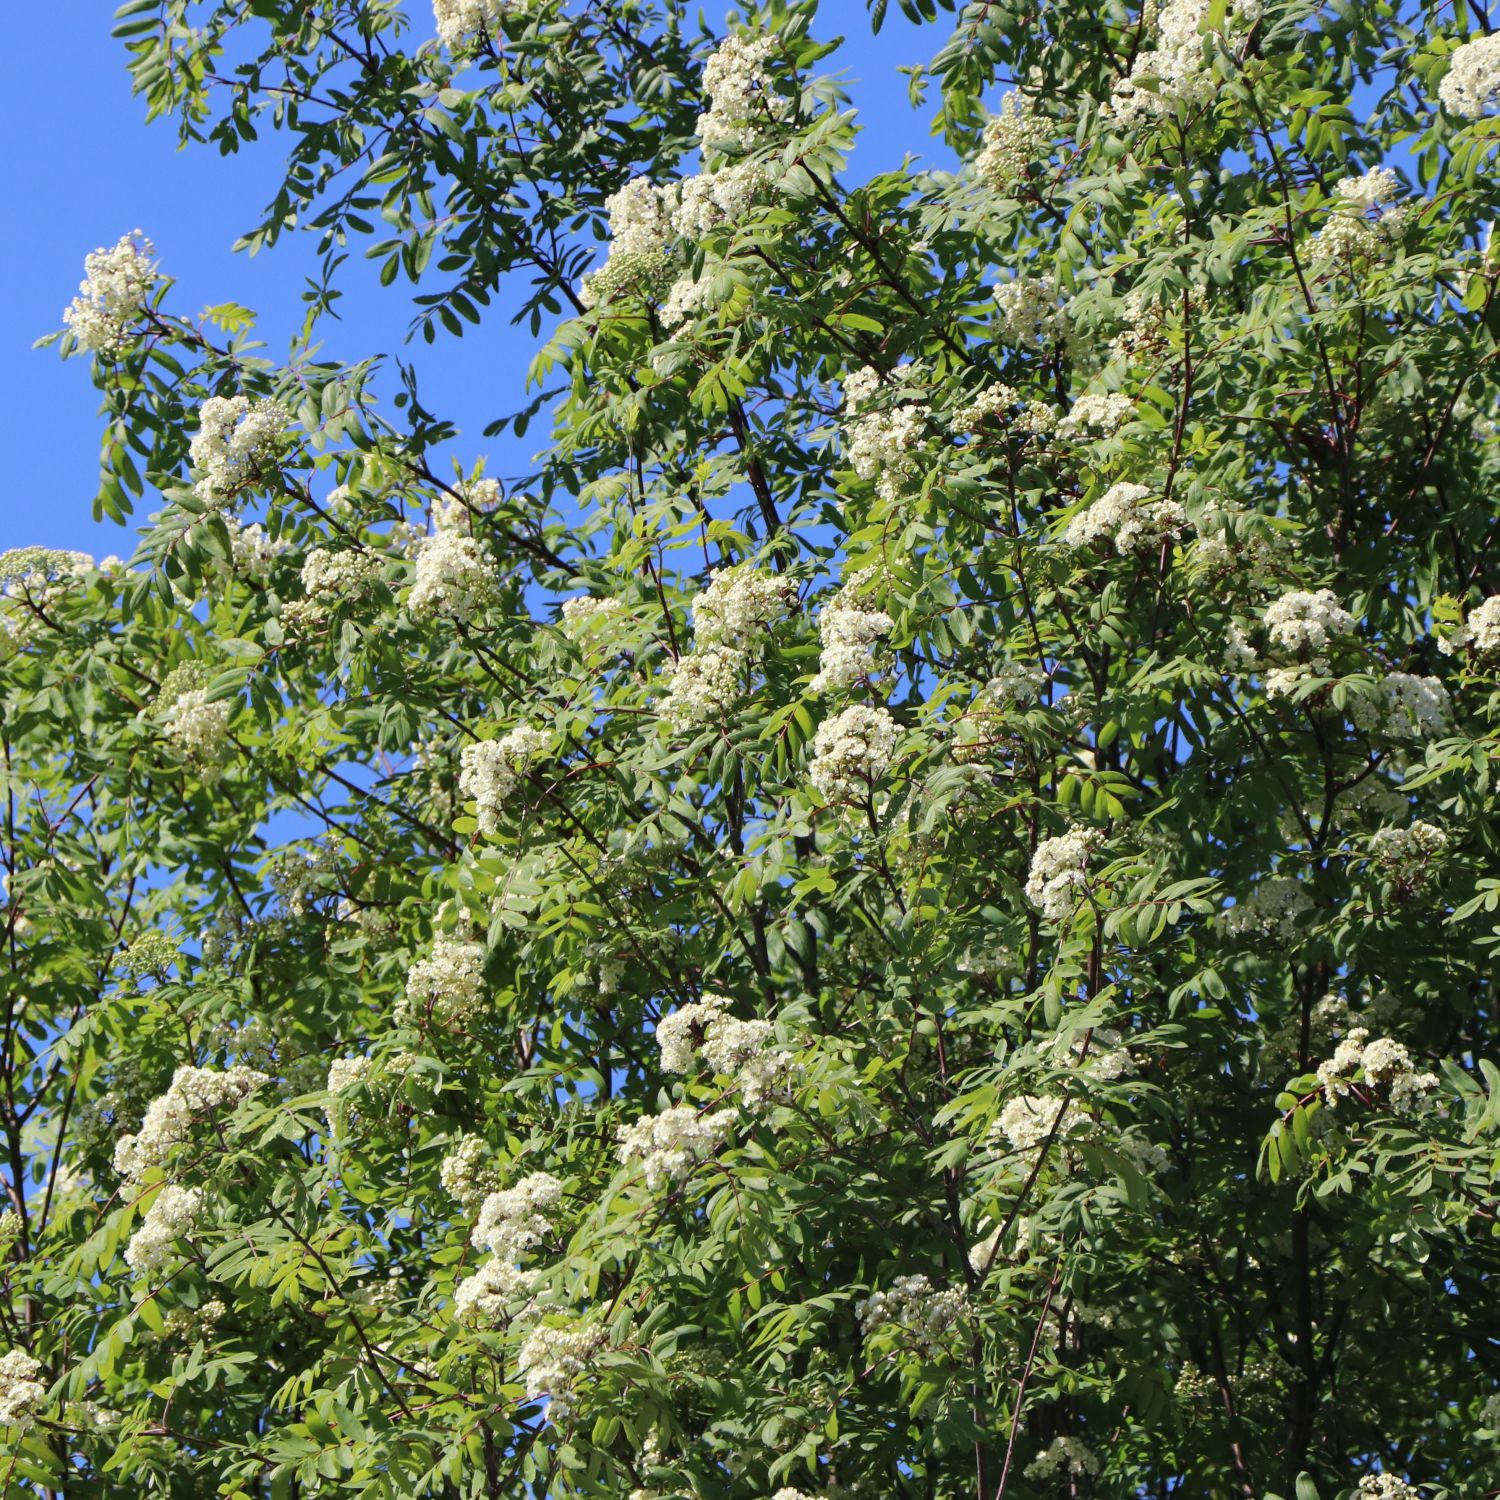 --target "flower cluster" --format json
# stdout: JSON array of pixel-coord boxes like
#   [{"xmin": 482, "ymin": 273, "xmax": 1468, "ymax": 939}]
[
  {"xmin": 974, "ymin": 94, "xmax": 1051, "ymax": 190},
  {"xmin": 1025, "ymin": 1436, "xmax": 1101, "ymax": 1482},
  {"xmin": 125, "ymin": 1184, "xmax": 205, "ymax": 1272},
  {"xmin": 616, "ymin": 1103, "xmax": 735, "ymax": 1189},
  {"xmin": 1057, "ymin": 392, "xmax": 1134, "ymax": 440},
  {"xmin": 1025, "ymin": 827, "xmax": 1103, "ymax": 921},
  {"xmin": 161, "ymin": 688, "xmax": 231, "ymax": 776},
  {"xmin": 660, "ymin": 644, "xmax": 747, "ymax": 727},
  {"xmin": 1368, "ymin": 820, "xmax": 1448, "ymax": 887},
  {"xmin": 1109, "ymin": 0, "xmax": 1263, "ymax": 125},
  {"xmin": 63, "ymin": 232, "xmax": 156, "ymax": 353},
  {"xmin": 1263, "ymin": 588, "xmax": 1355, "ymax": 659},
  {"xmin": 672, "ymin": 159, "xmax": 772, "ymax": 242},
  {"xmin": 114, "ymin": 1065, "xmax": 269, "ymax": 1180},
  {"xmin": 996, "ymin": 1094, "xmax": 1080, "ymax": 1152},
  {"xmin": 842, "ymin": 364, "xmax": 930, "ymax": 502},
  {"xmin": 1311, "ymin": 169, "xmax": 1408, "ymax": 262},
  {"xmin": 1438, "ymin": 32, "xmax": 1500, "ymax": 117},
  {"xmin": 323, "ymin": 1056, "xmax": 371, "ymax": 1135},
  {"xmin": 190, "ymin": 396, "xmax": 292, "ymax": 507},
  {"xmin": 452, "ymin": 1256, "xmax": 536, "ymax": 1324},
  {"xmin": 408, "ymin": 532, "xmax": 500, "ymax": 622},
  {"xmin": 222, "ymin": 516, "xmax": 289, "ymax": 579},
  {"xmin": 1439, "ymin": 594, "xmax": 1500, "ymax": 656},
  {"xmin": 518, "ymin": 1320, "xmax": 604, "ymax": 1421},
  {"xmin": 400, "ymin": 937, "xmax": 487, "ymax": 1026},
  {"xmin": 855, "ymin": 1274, "xmax": 969, "ymax": 1354},
  {"xmin": 1353, "ymin": 672, "xmax": 1451, "ymax": 740},
  {"xmin": 472, "ymin": 1171, "xmax": 564, "ymax": 1259},
  {"xmin": 660, "ymin": 998, "xmax": 792, "ymax": 1109},
  {"xmin": 431, "ymin": 0, "xmax": 524, "ymax": 49},
  {"xmin": 693, "ymin": 34, "xmax": 789, "ymax": 154},
  {"xmin": 811, "ymin": 570, "xmax": 893, "ymax": 693},
  {"xmin": 1315, "ymin": 1029, "xmax": 1438, "ymax": 1114},
  {"xmin": 690, "ymin": 565, "xmax": 793, "ymax": 647},
  {"xmin": 994, "ymin": 274, "xmax": 1068, "ymax": 349},
  {"xmin": 0, "ymin": 1349, "xmax": 47, "ymax": 1431},
  {"xmin": 458, "ymin": 724, "xmax": 550, "ymax": 833},
  {"xmin": 439, "ymin": 1133, "xmax": 500, "ymax": 1208},
  {"xmin": 655, "ymin": 991, "xmax": 733, "ymax": 1073},
  {"xmin": 1064, "ymin": 482, "xmax": 1187, "ymax": 555},
  {"xmin": 808, "ymin": 704, "xmax": 900, "ymax": 801}
]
